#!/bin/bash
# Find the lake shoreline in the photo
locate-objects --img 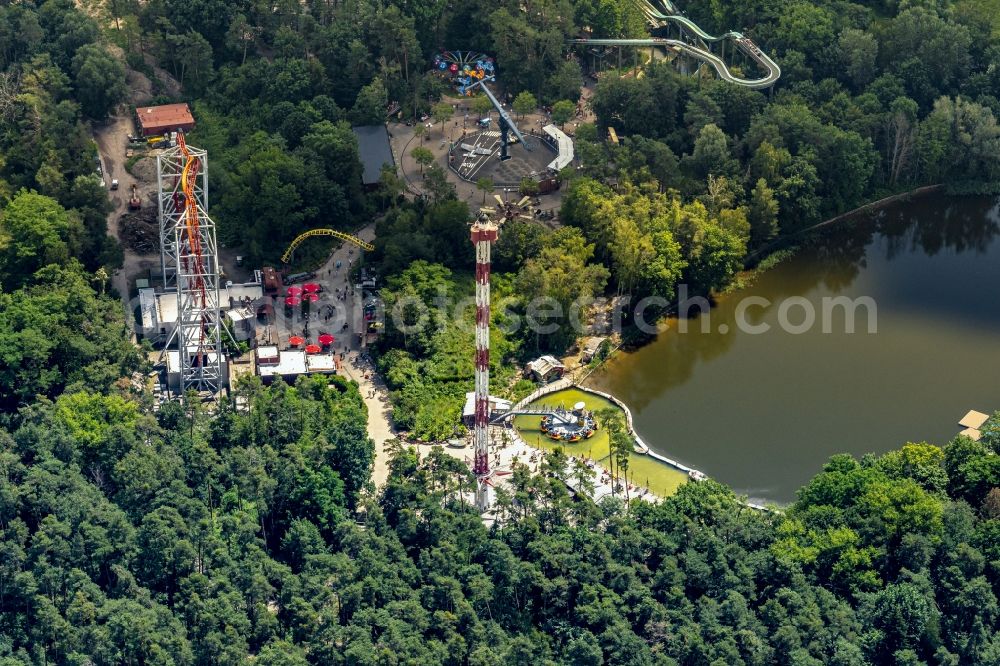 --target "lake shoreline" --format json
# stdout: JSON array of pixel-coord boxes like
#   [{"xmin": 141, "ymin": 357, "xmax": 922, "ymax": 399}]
[
  {"xmin": 583, "ymin": 192, "xmax": 1000, "ymax": 500},
  {"xmin": 750, "ymin": 183, "xmax": 947, "ymax": 261},
  {"xmin": 581, "ymin": 183, "xmax": 948, "ymax": 368}
]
